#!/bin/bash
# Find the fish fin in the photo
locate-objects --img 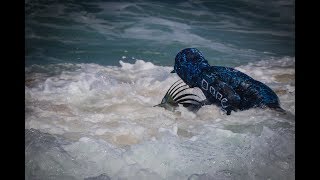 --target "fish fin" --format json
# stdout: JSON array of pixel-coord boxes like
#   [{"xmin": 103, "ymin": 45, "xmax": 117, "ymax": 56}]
[
  {"xmin": 272, "ymin": 107, "xmax": 286, "ymax": 114},
  {"xmin": 171, "ymin": 85, "xmax": 189, "ymax": 99},
  {"xmin": 174, "ymin": 93, "xmax": 200, "ymax": 102},
  {"xmin": 176, "ymin": 98, "xmax": 201, "ymax": 104}
]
